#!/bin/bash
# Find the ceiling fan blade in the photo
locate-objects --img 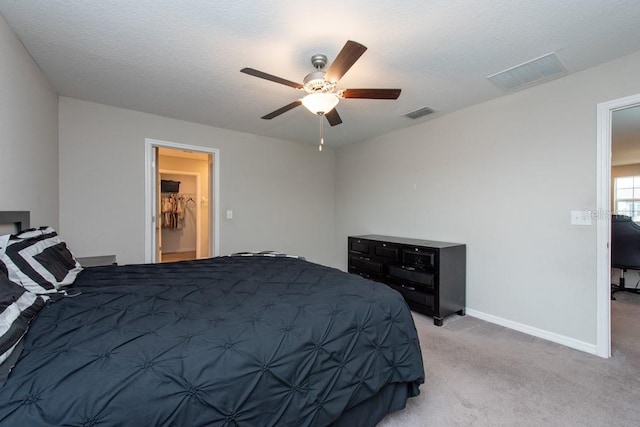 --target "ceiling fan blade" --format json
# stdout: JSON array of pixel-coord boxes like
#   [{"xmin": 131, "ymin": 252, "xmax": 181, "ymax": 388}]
[
  {"xmin": 241, "ymin": 68, "xmax": 303, "ymax": 89},
  {"xmin": 324, "ymin": 40, "xmax": 367, "ymax": 83},
  {"xmin": 325, "ymin": 109, "xmax": 343, "ymax": 126},
  {"xmin": 261, "ymin": 100, "xmax": 302, "ymax": 120},
  {"xmin": 341, "ymin": 88, "xmax": 401, "ymax": 99}
]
